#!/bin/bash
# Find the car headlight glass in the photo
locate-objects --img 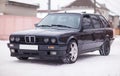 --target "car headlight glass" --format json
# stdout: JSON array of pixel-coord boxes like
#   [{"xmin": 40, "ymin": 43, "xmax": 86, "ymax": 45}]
[
  {"xmin": 10, "ymin": 37, "xmax": 15, "ymax": 41},
  {"xmin": 51, "ymin": 38, "xmax": 56, "ymax": 43},
  {"xmin": 15, "ymin": 37, "xmax": 20, "ymax": 42},
  {"xmin": 44, "ymin": 38, "xmax": 49, "ymax": 43}
]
